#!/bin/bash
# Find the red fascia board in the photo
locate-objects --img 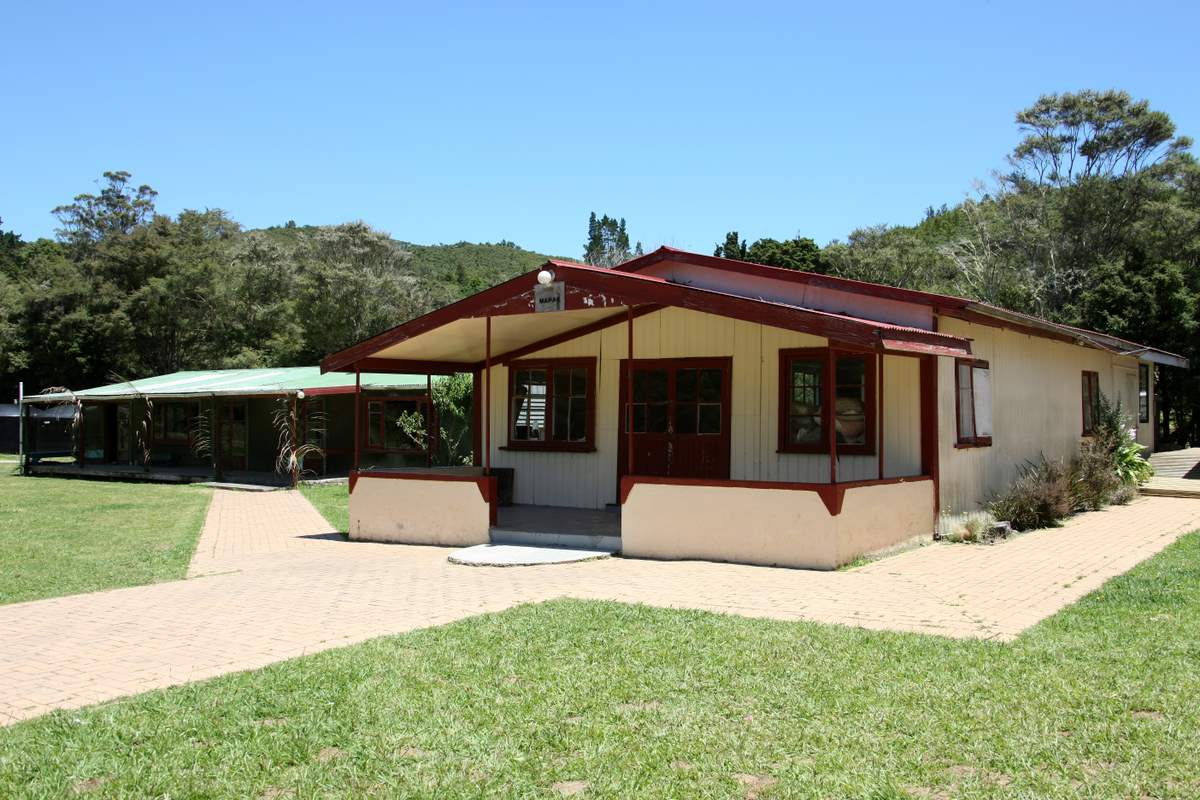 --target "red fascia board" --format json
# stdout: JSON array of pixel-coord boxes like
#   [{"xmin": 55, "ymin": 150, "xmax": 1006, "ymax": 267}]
[
  {"xmin": 619, "ymin": 247, "xmax": 1176, "ymax": 359},
  {"xmin": 321, "ymin": 258, "xmax": 971, "ymax": 371},
  {"xmin": 616, "ymin": 246, "xmax": 974, "ymax": 310},
  {"xmin": 320, "ymin": 267, "xmax": 566, "ymax": 373},
  {"xmin": 550, "ymin": 265, "xmax": 967, "ymax": 352}
]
